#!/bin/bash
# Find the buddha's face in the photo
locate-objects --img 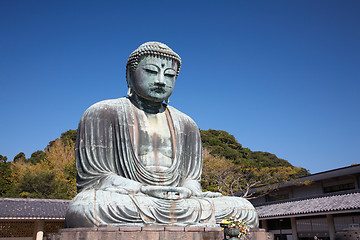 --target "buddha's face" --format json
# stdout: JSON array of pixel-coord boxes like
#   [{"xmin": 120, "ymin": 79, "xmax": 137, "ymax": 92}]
[{"xmin": 130, "ymin": 55, "xmax": 178, "ymax": 103}]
